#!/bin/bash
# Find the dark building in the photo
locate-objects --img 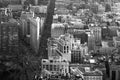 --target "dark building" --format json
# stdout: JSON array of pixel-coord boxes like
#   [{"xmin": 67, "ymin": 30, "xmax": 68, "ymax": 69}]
[
  {"xmin": 74, "ymin": 33, "xmax": 88, "ymax": 44},
  {"xmin": 71, "ymin": 50, "xmax": 82, "ymax": 63},
  {"xmin": 0, "ymin": 21, "xmax": 19, "ymax": 55}
]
